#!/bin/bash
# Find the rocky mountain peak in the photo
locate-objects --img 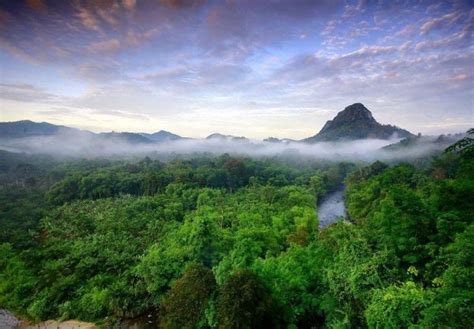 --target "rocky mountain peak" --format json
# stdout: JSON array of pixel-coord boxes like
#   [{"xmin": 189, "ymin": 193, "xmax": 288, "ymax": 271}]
[{"xmin": 304, "ymin": 103, "xmax": 414, "ymax": 142}]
